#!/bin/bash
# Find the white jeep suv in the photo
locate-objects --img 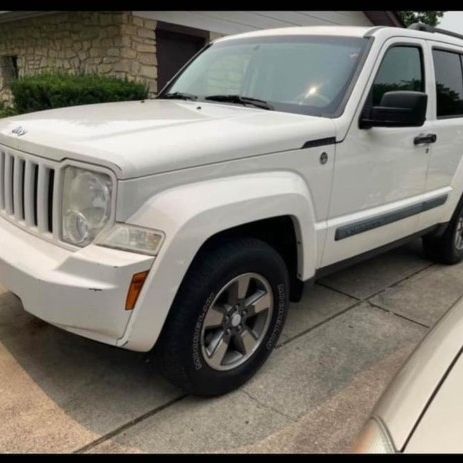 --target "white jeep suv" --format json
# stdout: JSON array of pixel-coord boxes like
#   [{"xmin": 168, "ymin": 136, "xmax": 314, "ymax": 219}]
[{"xmin": 1, "ymin": 24, "xmax": 463, "ymax": 396}]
